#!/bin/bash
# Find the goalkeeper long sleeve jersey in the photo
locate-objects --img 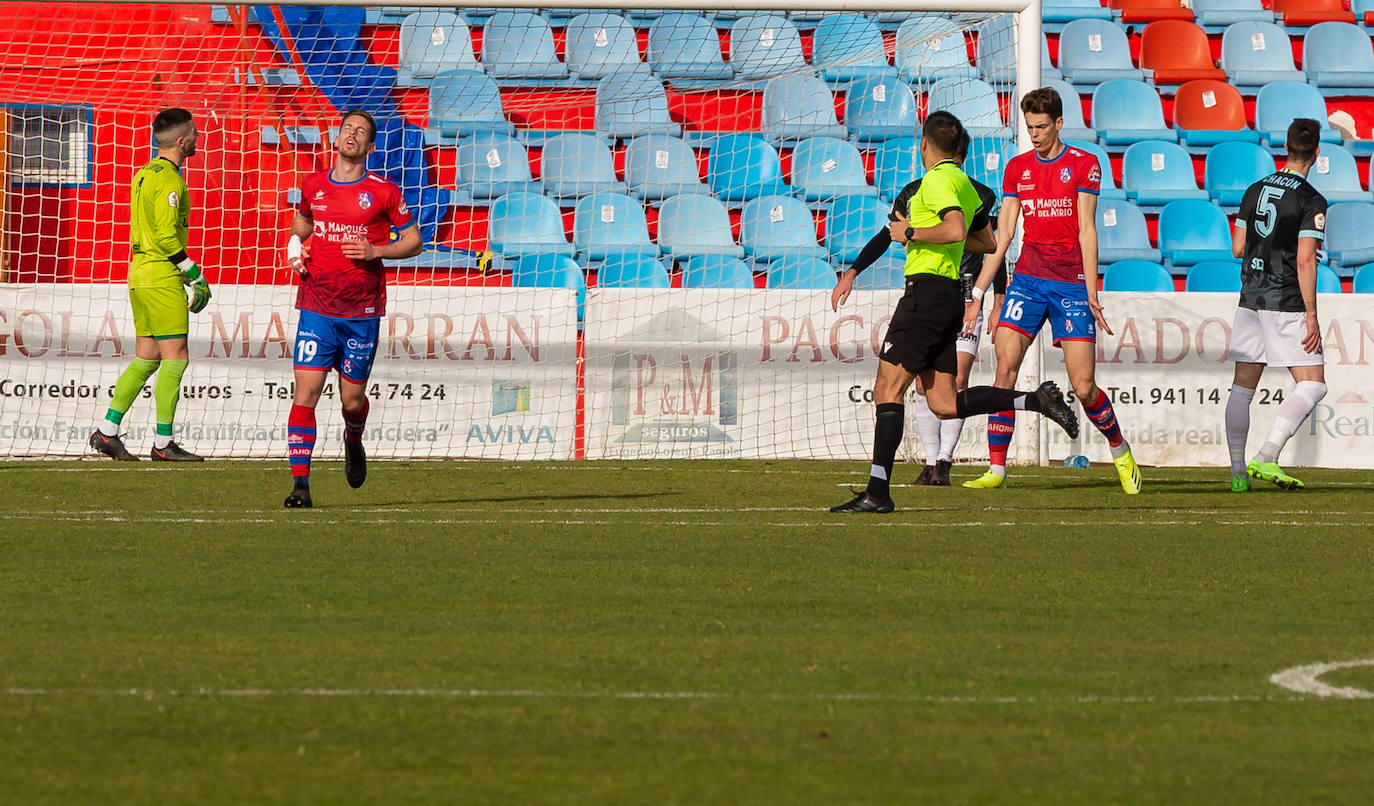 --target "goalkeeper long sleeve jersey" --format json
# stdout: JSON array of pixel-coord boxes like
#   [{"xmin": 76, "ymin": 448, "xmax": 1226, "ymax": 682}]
[{"xmin": 128, "ymin": 157, "xmax": 191, "ymax": 289}]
